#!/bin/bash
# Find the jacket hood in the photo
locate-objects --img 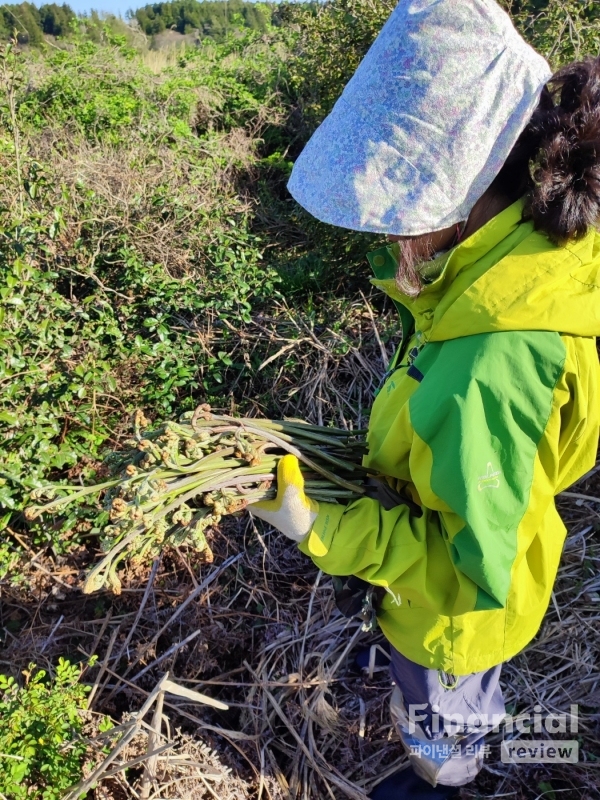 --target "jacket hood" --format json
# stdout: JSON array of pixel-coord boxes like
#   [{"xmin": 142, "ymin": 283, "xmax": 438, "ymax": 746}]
[{"xmin": 370, "ymin": 197, "xmax": 600, "ymax": 341}]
